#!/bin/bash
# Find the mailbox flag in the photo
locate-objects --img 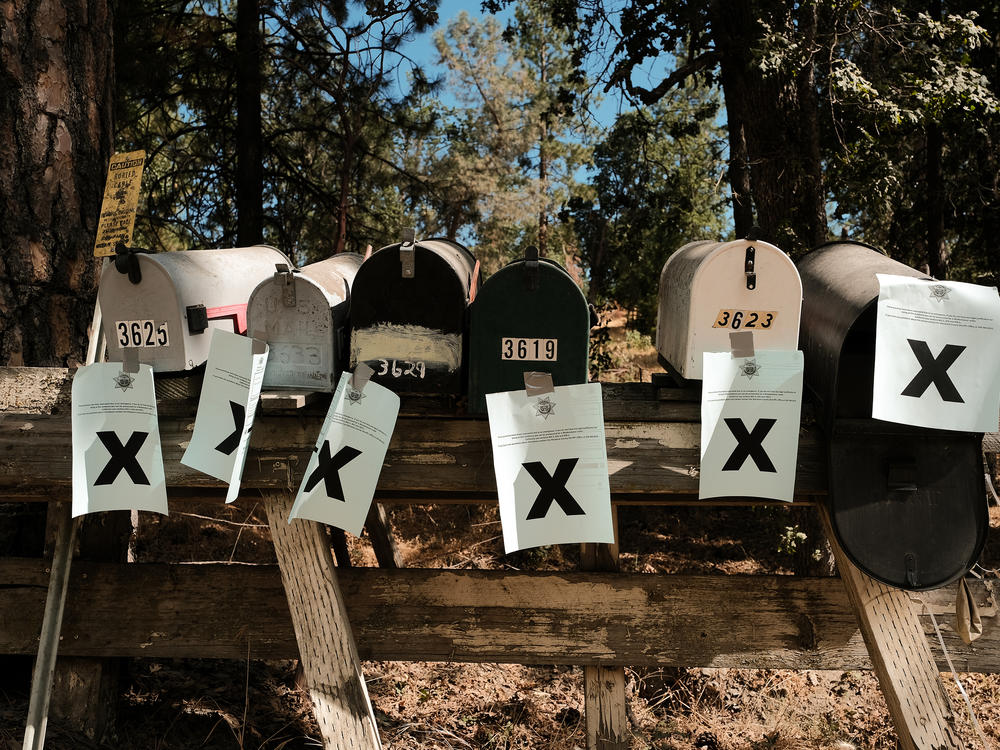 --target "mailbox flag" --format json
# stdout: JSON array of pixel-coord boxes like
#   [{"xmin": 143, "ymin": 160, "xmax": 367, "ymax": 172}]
[
  {"xmin": 699, "ymin": 350, "xmax": 803, "ymax": 501},
  {"xmin": 71, "ymin": 363, "xmax": 167, "ymax": 516},
  {"xmin": 288, "ymin": 371, "xmax": 399, "ymax": 534},
  {"xmin": 486, "ymin": 382, "xmax": 614, "ymax": 553},
  {"xmin": 873, "ymin": 274, "xmax": 1000, "ymax": 432},
  {"xmin": 181, "ymin": 330, "xmax": 268, "ymax": 502}
]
